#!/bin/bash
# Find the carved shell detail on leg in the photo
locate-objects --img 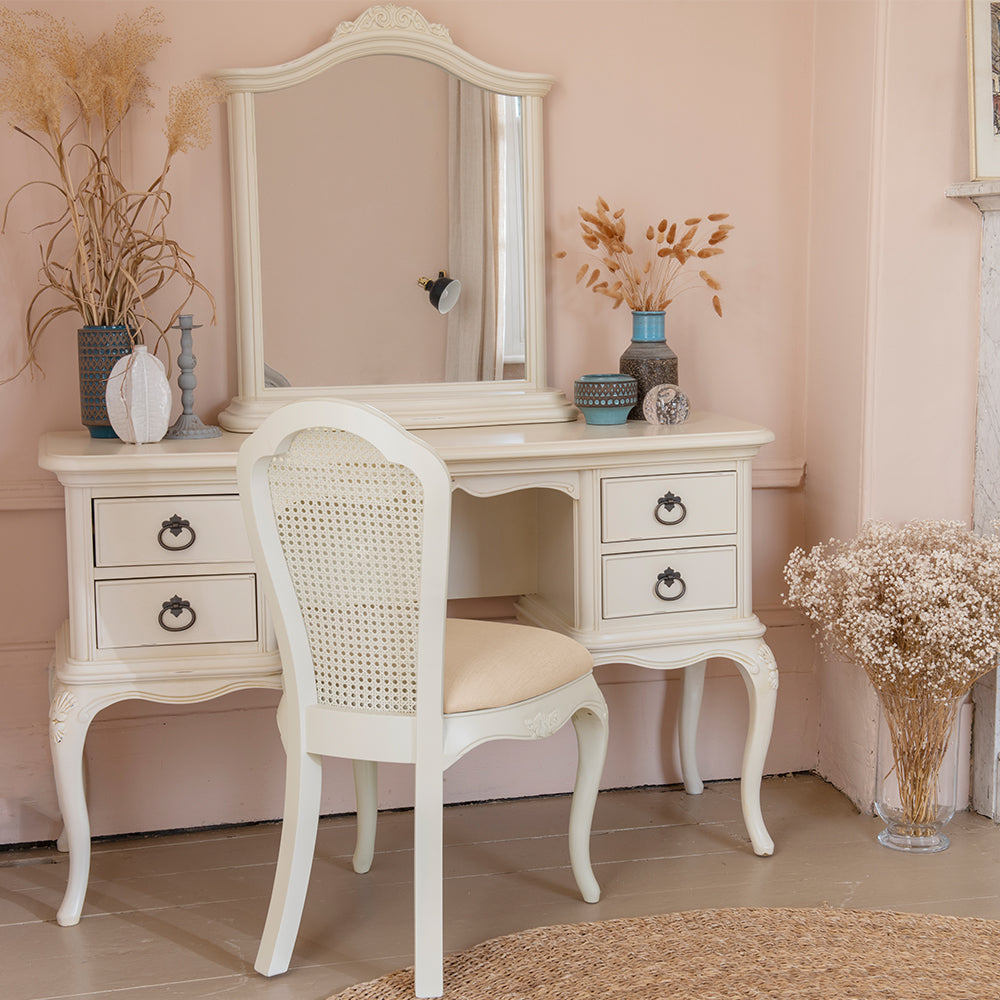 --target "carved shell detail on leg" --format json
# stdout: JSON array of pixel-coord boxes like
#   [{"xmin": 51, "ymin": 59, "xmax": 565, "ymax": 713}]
[
  {"xmin": 524, "ymin": 709, "xmax": 563, "ymax": 739},
  {"xmin": 757, "ymin": 642, "xmax": 780, "ymax": 690},
  {"xmin": 49, "ymin": 689, "xmax": 78, "ymax": 745}
]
